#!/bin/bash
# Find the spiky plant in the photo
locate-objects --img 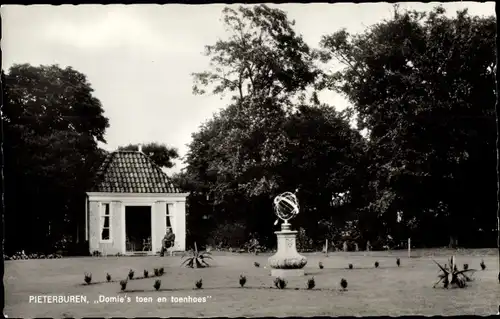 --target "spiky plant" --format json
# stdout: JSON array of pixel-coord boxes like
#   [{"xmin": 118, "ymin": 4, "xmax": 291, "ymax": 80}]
[
  {"xmin": 274, "ymin": 277, "xmax": 287, "ymax": 289},
  {"xmin": 120, "ymin": 279, "xmax": 127, "ymax": 291},
  {"xmin": 239, "ymin": 275, "xmax": 247, "ymax": 287},
  {"xmin": 84, "ymin": 272, "xmax": 92, "ymax": 284},
  {"xmin": 307, "ymin": 277, "xmax": 315, "ymax": 289},
  {"xmin": 195, "ymin": 279, "xmax": 203, "ymax": 289},
  {"xmin": 128, "ymin": 269, "xmax": 134, "ymax": 280},
  {"xmin": 374, "ymin": 261, "xmax": 379, "ymax": 268},
  {"xmin": 348, "ymin": 263, "xmax": 353, "ymax": 269},
  {"xmin": 433, "ymin": 256, "xmax": 476, "ymax": 289},
  {"xmin": 106, "ymin": 273, "xmax": 111, "ymax": 282},
  {"xmin": 144, "ymin": 269, "xmax": 149, "ymax": 278},
  {"xmin": 181, "ymin": 242, "xmax": 212, "ymax": 268},
  {"xmin": 319, "ymin": 262, "xmax": 324, "ymax": 269},
  {"xmin": 154, "ymin": 279, "xmax": 161, "ymax": 291}
]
